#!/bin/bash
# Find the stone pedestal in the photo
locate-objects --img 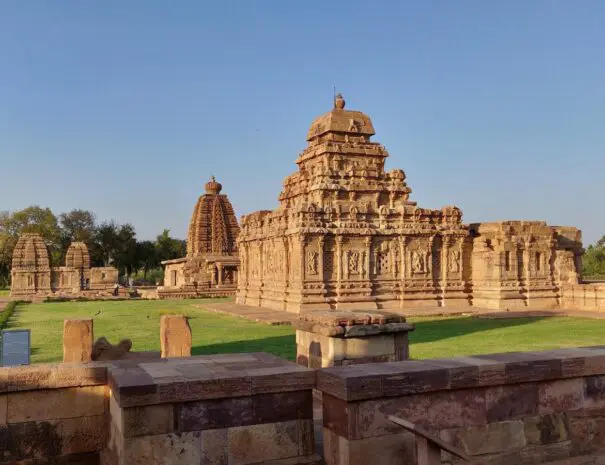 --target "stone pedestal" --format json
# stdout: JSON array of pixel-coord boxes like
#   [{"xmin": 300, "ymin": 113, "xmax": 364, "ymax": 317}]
[
  {"xmin": 63, "ymin": 319, "xmax": 93, "ymax": 363},
  {"xmin": 160, "ymin": 315, "xmax": 192, "ymax": 358},
  {"xmin": 293, "ymin": 310, "xmax": 415, "ymax": 368}
]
